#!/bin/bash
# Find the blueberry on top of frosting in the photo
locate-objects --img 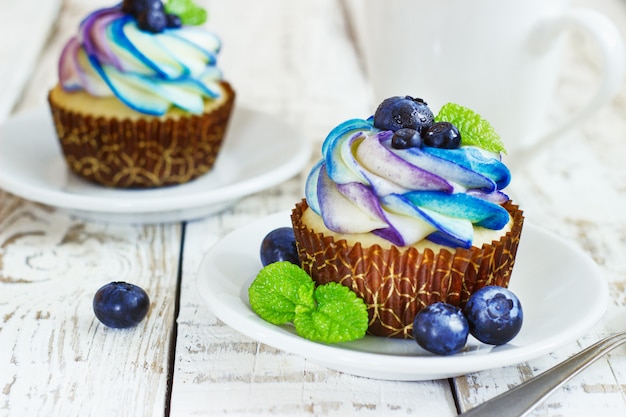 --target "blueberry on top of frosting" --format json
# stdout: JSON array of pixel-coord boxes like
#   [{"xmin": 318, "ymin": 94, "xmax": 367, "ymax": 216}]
[
  {"xmin": 121, "ymin": 0, "xmax": 206, "ymax": 33},
  {"xmin": 123, "ymin": 0, "xmax": 172, "ymax": 33}
]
